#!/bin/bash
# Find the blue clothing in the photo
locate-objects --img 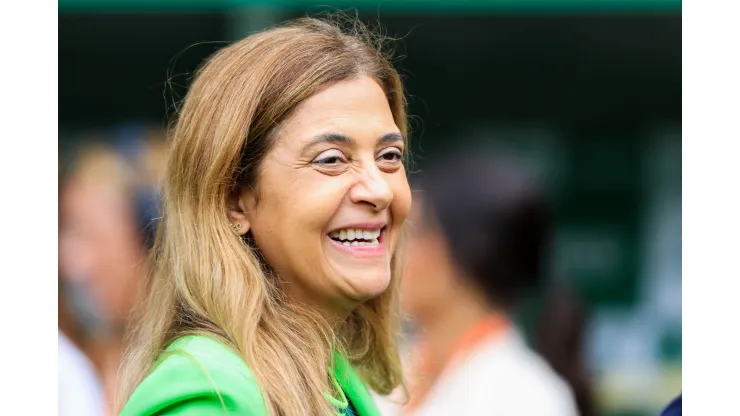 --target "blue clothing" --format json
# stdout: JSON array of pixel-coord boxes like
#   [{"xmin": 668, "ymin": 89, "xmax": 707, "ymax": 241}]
[{"xmin": 660, "ymin": 395, "xmax": 681, "ymax": 416}]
